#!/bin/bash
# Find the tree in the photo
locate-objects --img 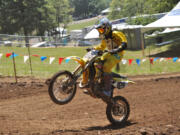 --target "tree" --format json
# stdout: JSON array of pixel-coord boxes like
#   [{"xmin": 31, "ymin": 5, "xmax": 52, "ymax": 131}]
[
  {"xmin": 69, "ymin": 0, "xmax": 88, "ymax": 18},
  {"xmin": 109, "ymin": 0, "xmax": 179, "ymax": 20},
  {"xmin": 109, "ymin": 0, "xmax": 146, "ymax": 19},
  {"xmin": 69, "ymin": 0, "xmax": 111, "ymax": 19},
  {"xmin": 88, "ymin": 0, "xmax": 111, "ymax": 16},
  {"xmin": 144, "ymin": 0, "xmax": 179, "ymax": 14},
  {"xmin": 51, "ymin": 0, "xmax": 73, "ymax": 28},
  {"xmin": 36, "ymin": 1, "xmax": 57, "ymax": 37},
  {"xmin": 0, "ymin": 0, "xmax": 20, "ymax": 34},
  {"xmin": 48, "ymin": 0, "xmax": 73, "ymax": 42},
  {"xmin": 0, "ymin": 0, "xmax": 56, "ymax": 46}
]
